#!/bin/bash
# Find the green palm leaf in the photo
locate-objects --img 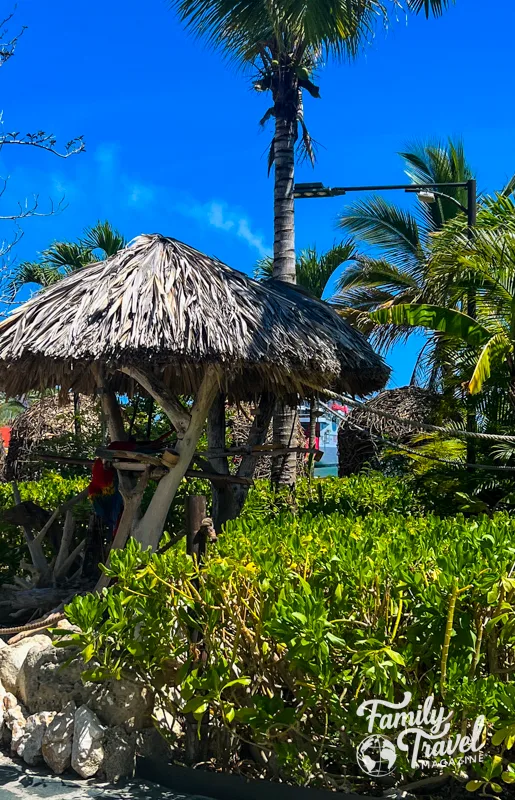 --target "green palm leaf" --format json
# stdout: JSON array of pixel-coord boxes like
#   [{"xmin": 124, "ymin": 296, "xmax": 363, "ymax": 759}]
[
  {"xmin": 42, "ymin": 242, "xmax": 94, "ymax": 270},
  {"xmin": 8, "ymin": 261, "xmax": 64, "ymax": 298},
  {"xmin": 255, "ymin": 240, "xmax": 355, "ymax": 299},
  {"xmin": 81, "ymin": 221, "xmax": 126, "ymax": 259},
  {"xmin": 406, "ymin": 0, "xmax": 454, "ymax": 17},
  {"xmin": 336, "ymin": 257, "xmax": 420, "ymax": 296},
  {"xmin": 0, "ymin": 398, "xmax": 26, "ymax": 424},
  {"xmin": 371, "ymin": 304, "xmax": 491, "ymax": 348},
  {"xmin": 337, "ymin": 196, "xmax": 423, "ymax": 269},
  {"xmin": 469, "ymin": 333, "xmax": 512, "ymax": 395}
]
